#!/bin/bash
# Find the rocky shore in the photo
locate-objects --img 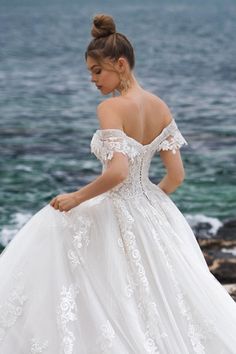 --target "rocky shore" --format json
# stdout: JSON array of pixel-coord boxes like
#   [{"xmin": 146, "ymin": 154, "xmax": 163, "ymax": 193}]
[{"xmin": 196, "ymin": 218, "xmax": 236, "ymax": 301}]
